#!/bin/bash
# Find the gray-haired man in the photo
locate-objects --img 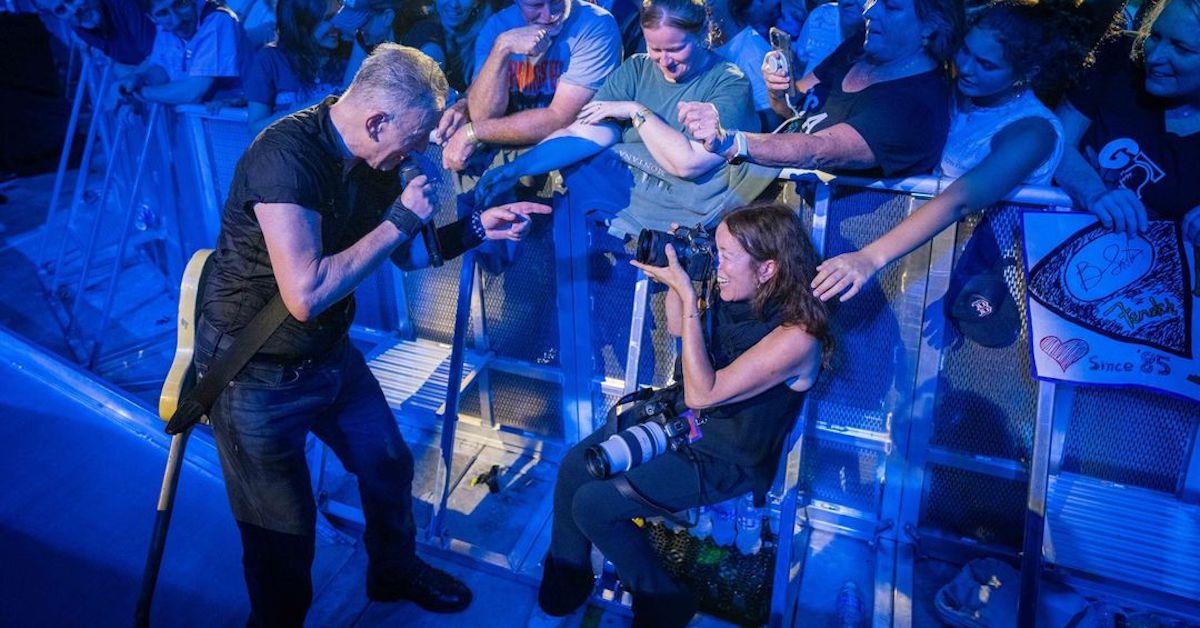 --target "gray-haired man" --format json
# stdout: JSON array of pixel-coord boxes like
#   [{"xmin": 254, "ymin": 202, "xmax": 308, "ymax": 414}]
[{"xmin": 197, "ymin": 44, "xmax": 548, "ymax": 626}]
